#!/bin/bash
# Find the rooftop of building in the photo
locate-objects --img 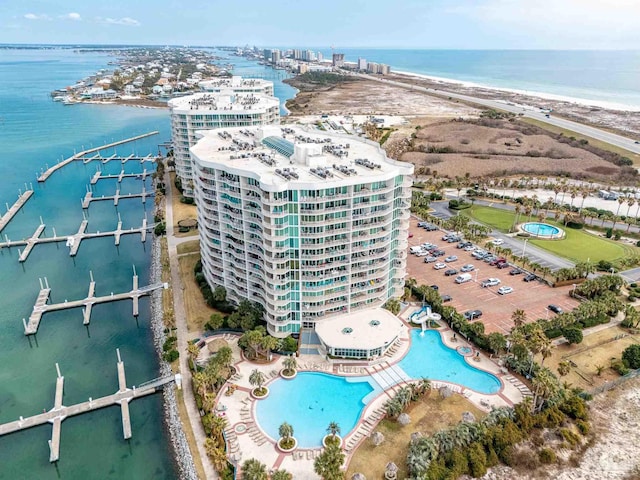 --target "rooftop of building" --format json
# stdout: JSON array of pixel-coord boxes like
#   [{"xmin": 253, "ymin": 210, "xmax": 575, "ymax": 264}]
[
  {"xmin": 315, "ymin": 308, "xmax": 406, "ymax": 350},
  {"xmin": 198, "ymin": 75, "xmax": 273, "ymax": 91},
  {"xmin": 168, "ymin": 91, "xmax": 280, "ymax": 114},
  {"xmin": 190, "ymin": 125, "xmax": 413, "ymax": 190}
]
